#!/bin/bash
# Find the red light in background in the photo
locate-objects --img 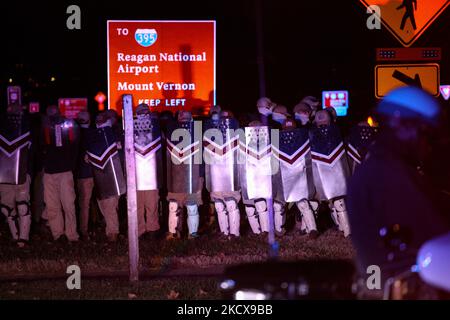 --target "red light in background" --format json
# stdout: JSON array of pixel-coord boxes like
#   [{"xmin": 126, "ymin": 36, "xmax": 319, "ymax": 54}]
[
  {"xmin": 29, "ymin": 102, "xmax": 40, "ymax": 113},
  {"xmin": 95, "ymin": 91, "xmax": 107, "ymax": 111}
]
